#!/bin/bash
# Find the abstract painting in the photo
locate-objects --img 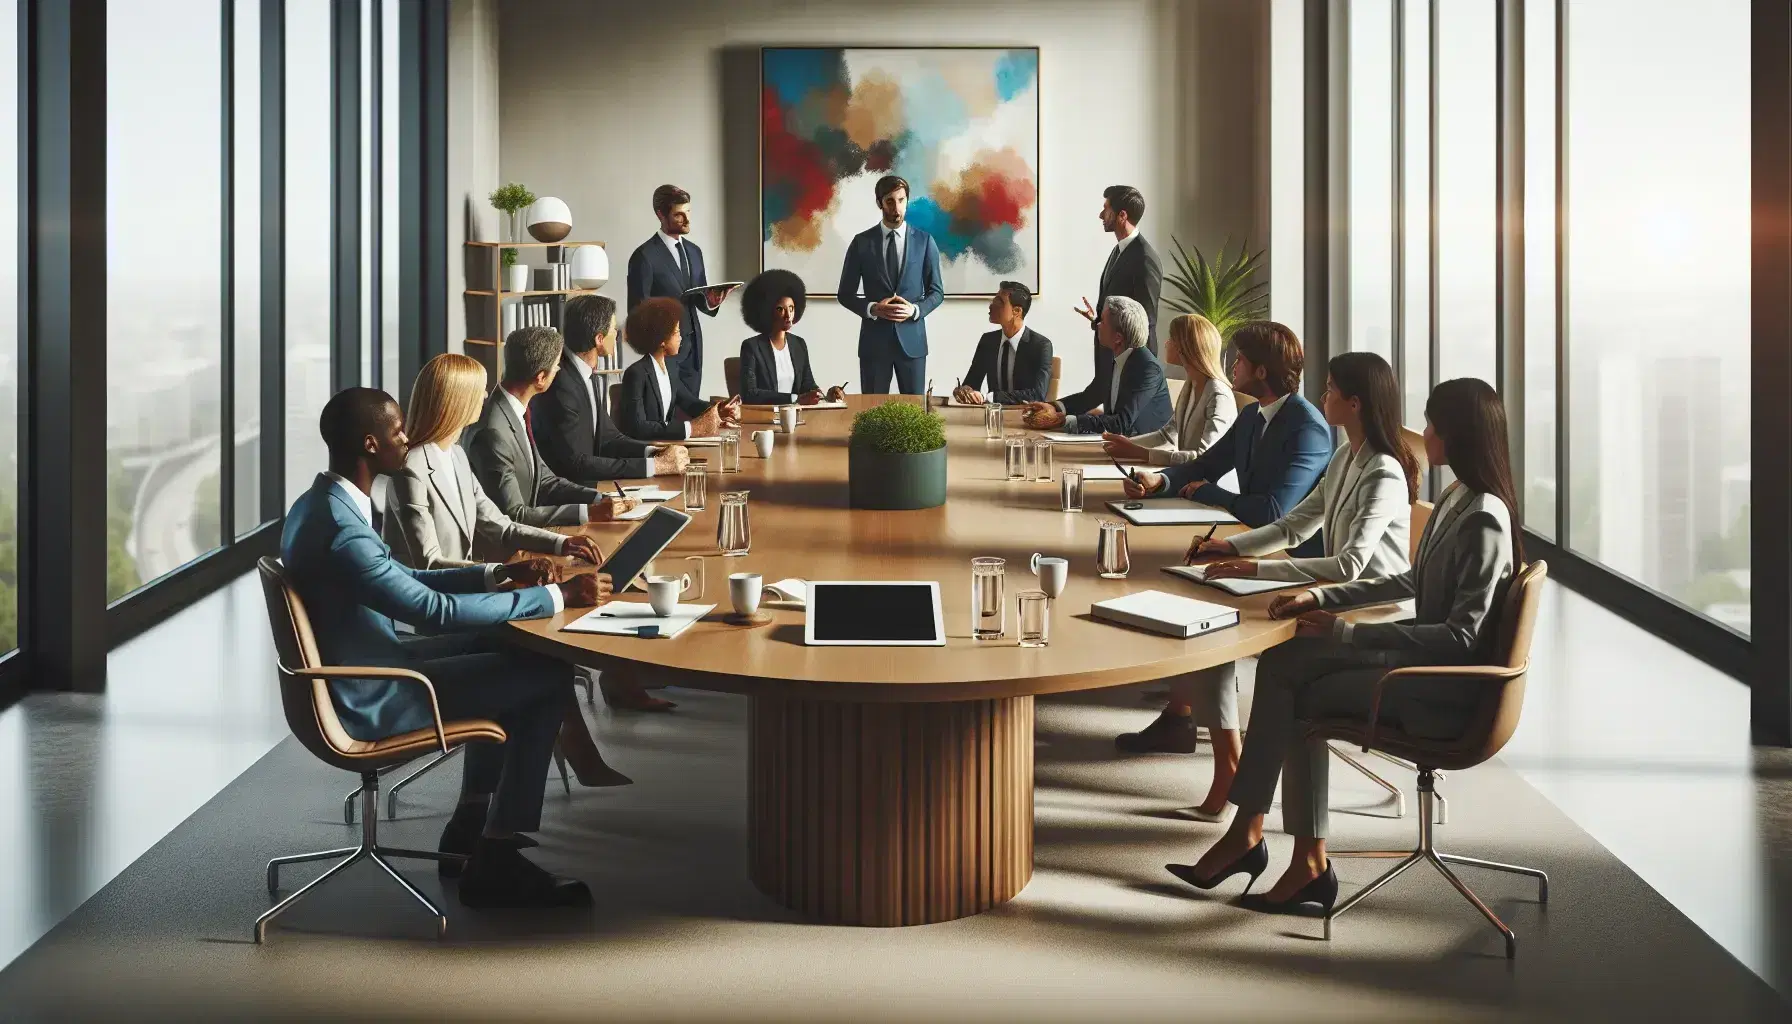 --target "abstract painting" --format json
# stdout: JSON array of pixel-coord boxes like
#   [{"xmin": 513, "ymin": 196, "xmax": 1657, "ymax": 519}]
[{"xmin": 760, "ymin": 47, "xmax": 1040, "ymax": 296}]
